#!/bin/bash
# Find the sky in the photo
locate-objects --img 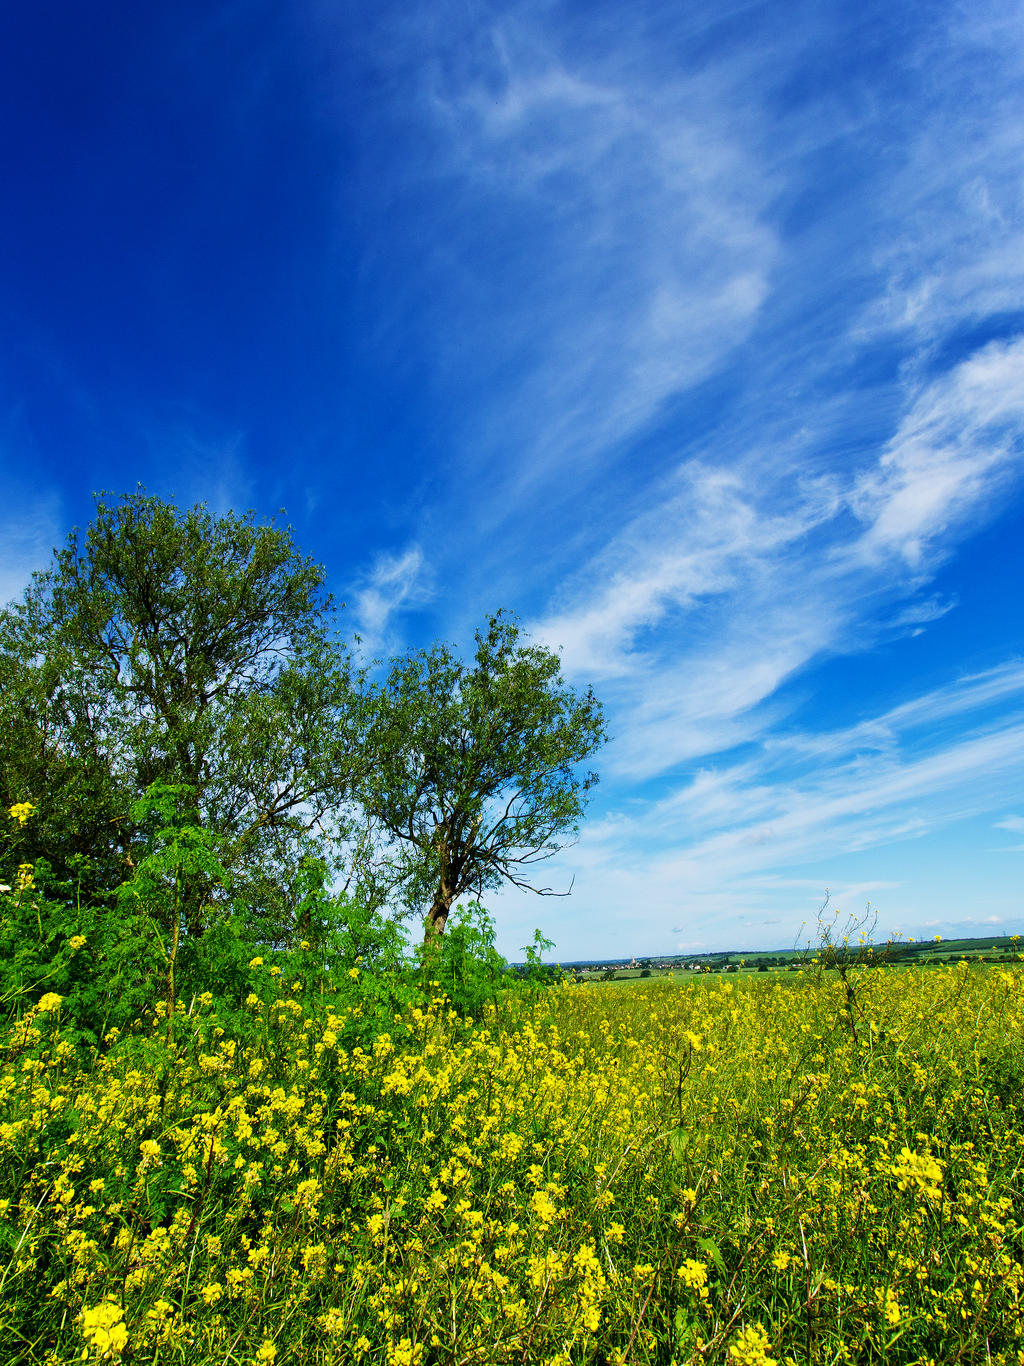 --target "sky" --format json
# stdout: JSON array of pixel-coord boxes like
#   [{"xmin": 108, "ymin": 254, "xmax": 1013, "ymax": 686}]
[{"xmin": 2, "ymin": 0, "xmax": 1023, "ymax": 960}]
